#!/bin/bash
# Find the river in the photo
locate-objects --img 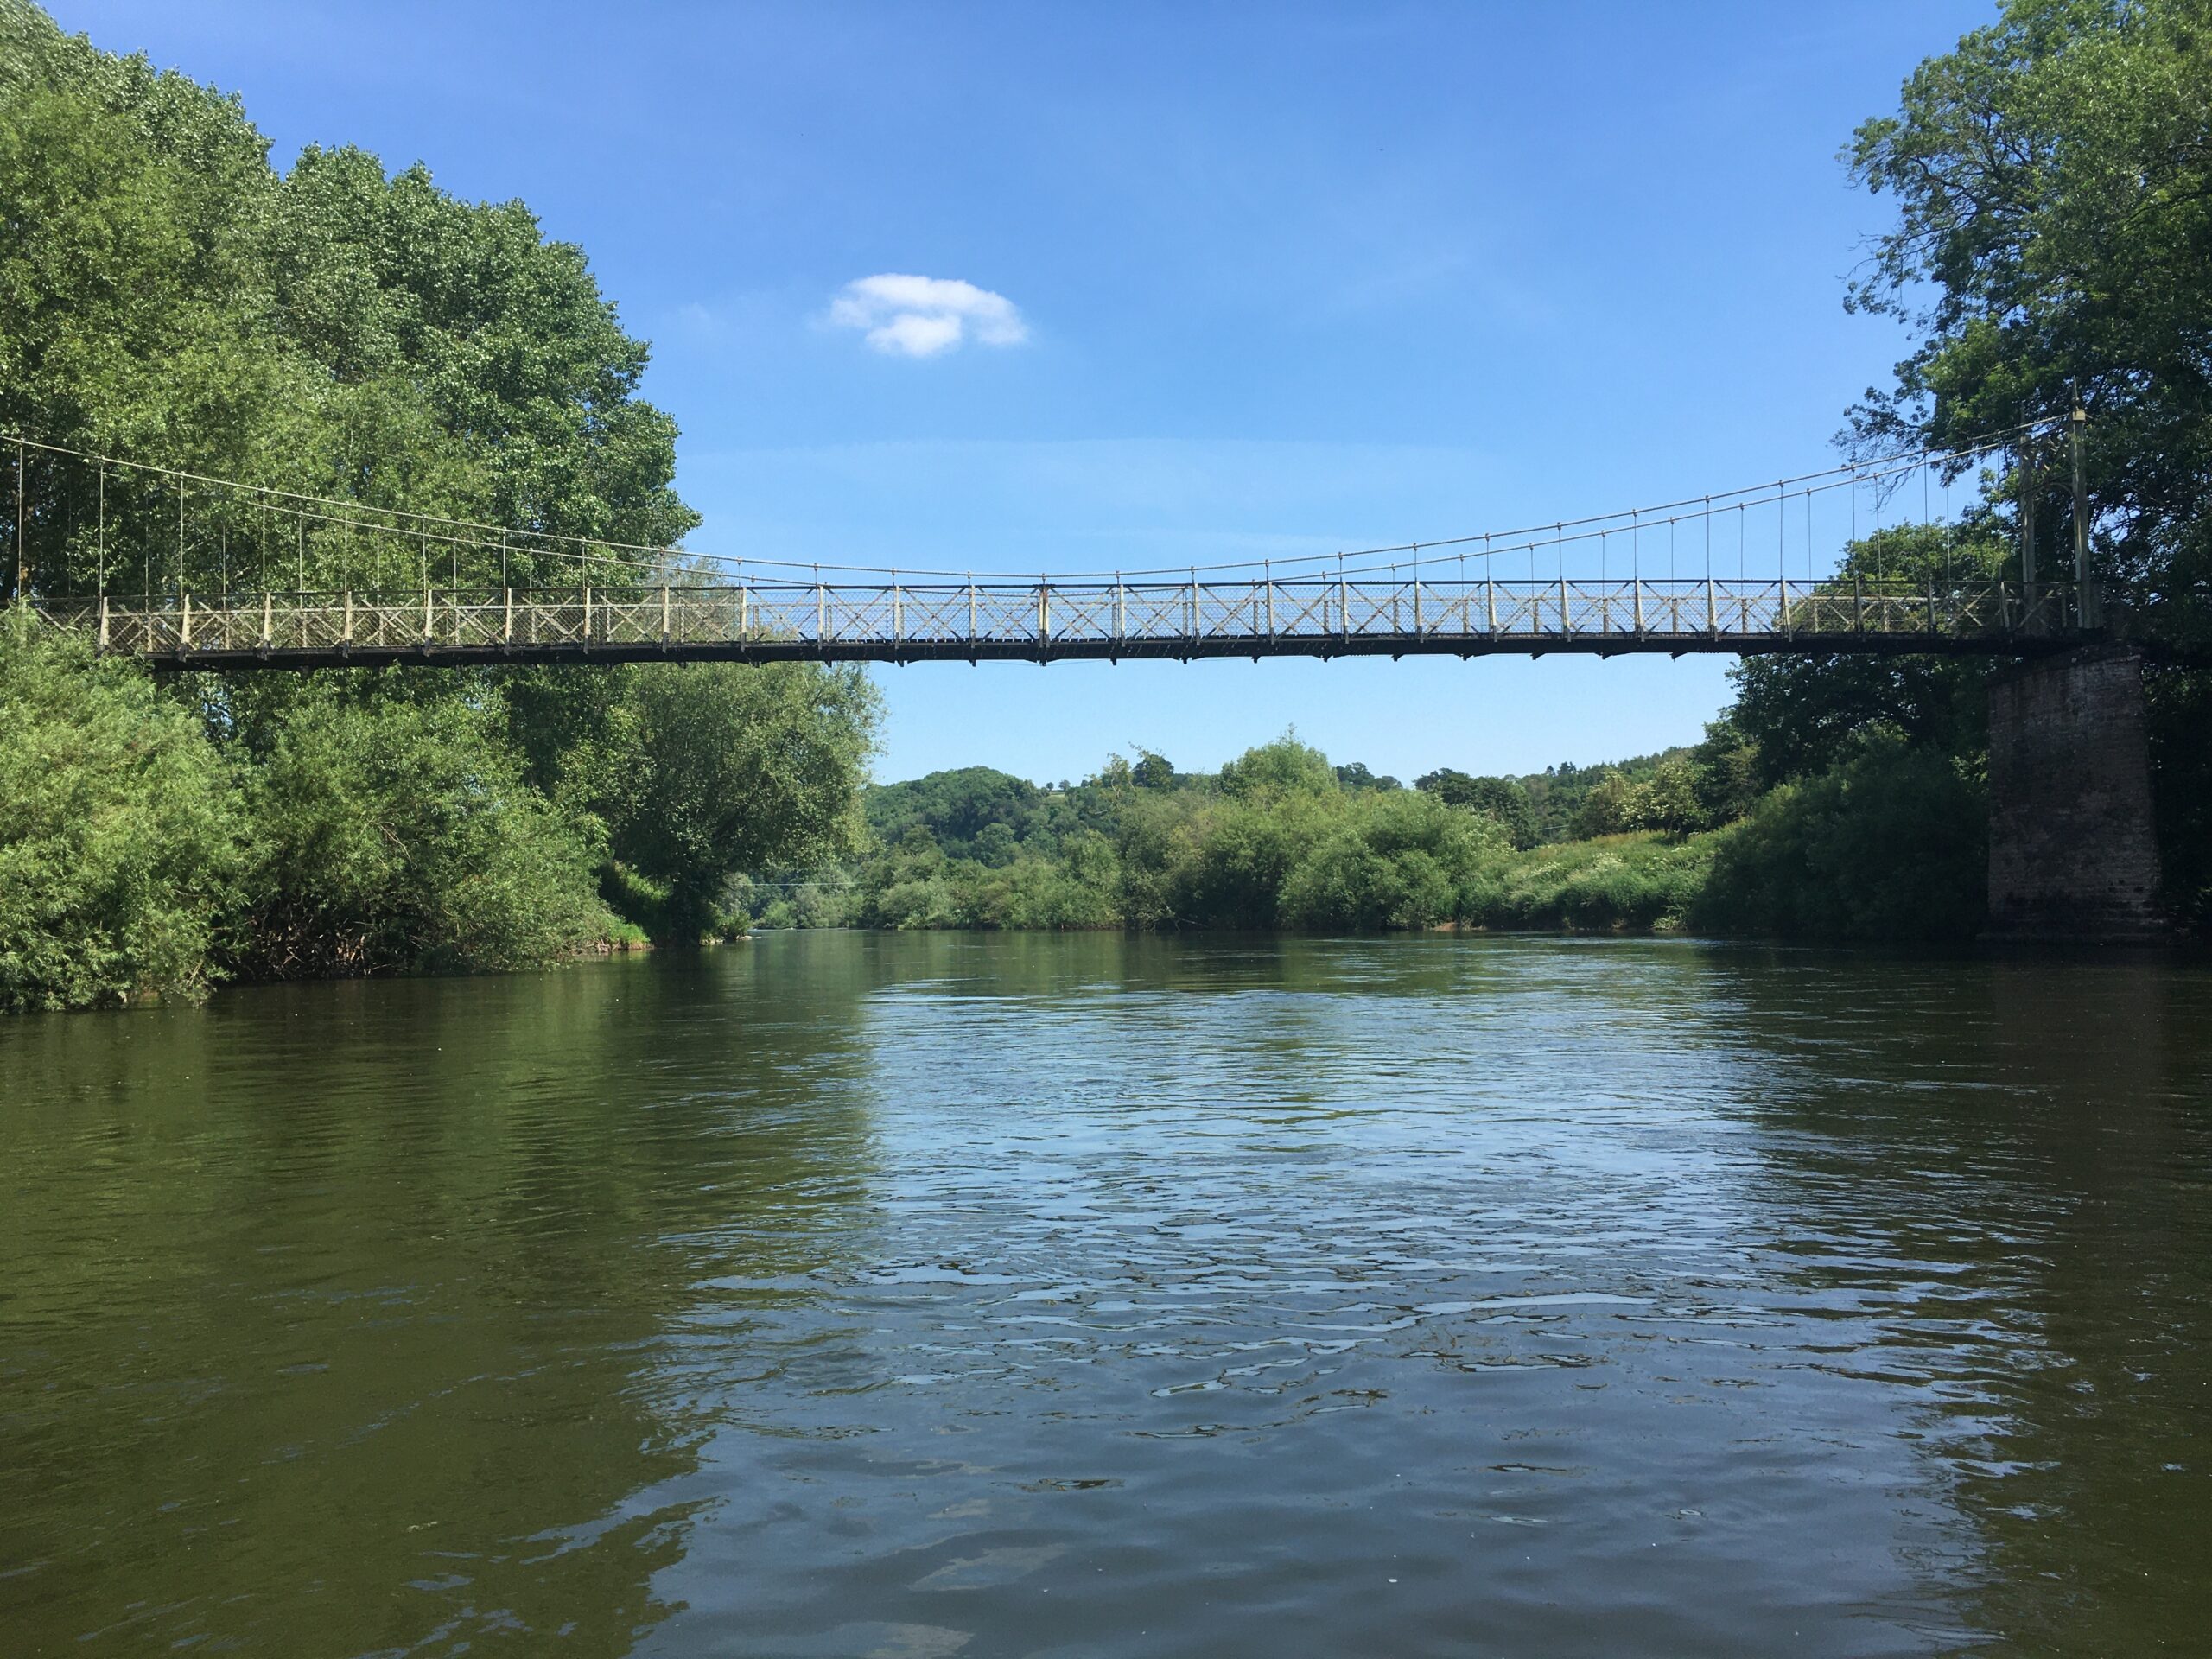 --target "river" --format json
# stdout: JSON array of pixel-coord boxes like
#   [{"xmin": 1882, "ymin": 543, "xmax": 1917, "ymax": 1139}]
[{"xmin": 3, "ymin": 932, "xmax": 2209, "ymax": 1656}]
